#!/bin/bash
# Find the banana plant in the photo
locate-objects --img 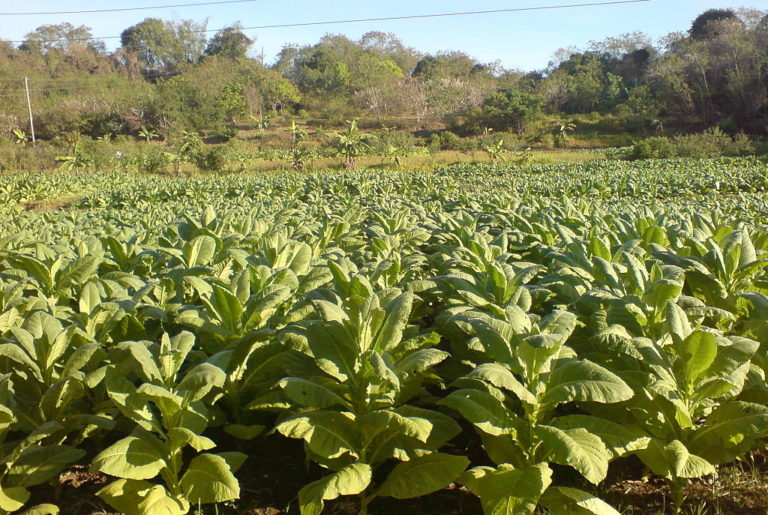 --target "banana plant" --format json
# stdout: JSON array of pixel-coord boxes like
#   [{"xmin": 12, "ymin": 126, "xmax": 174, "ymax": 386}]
[
  {"xmin": 441, "ymin": 310, "xmax": 637, "ymax": 514},
  {"xmin": 92, "ymin": 332, "xmax": 246, "ymax": 514},
  {"xmin": 271, "ymin": 290, "xmax": 467, "ymax": 515}
]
